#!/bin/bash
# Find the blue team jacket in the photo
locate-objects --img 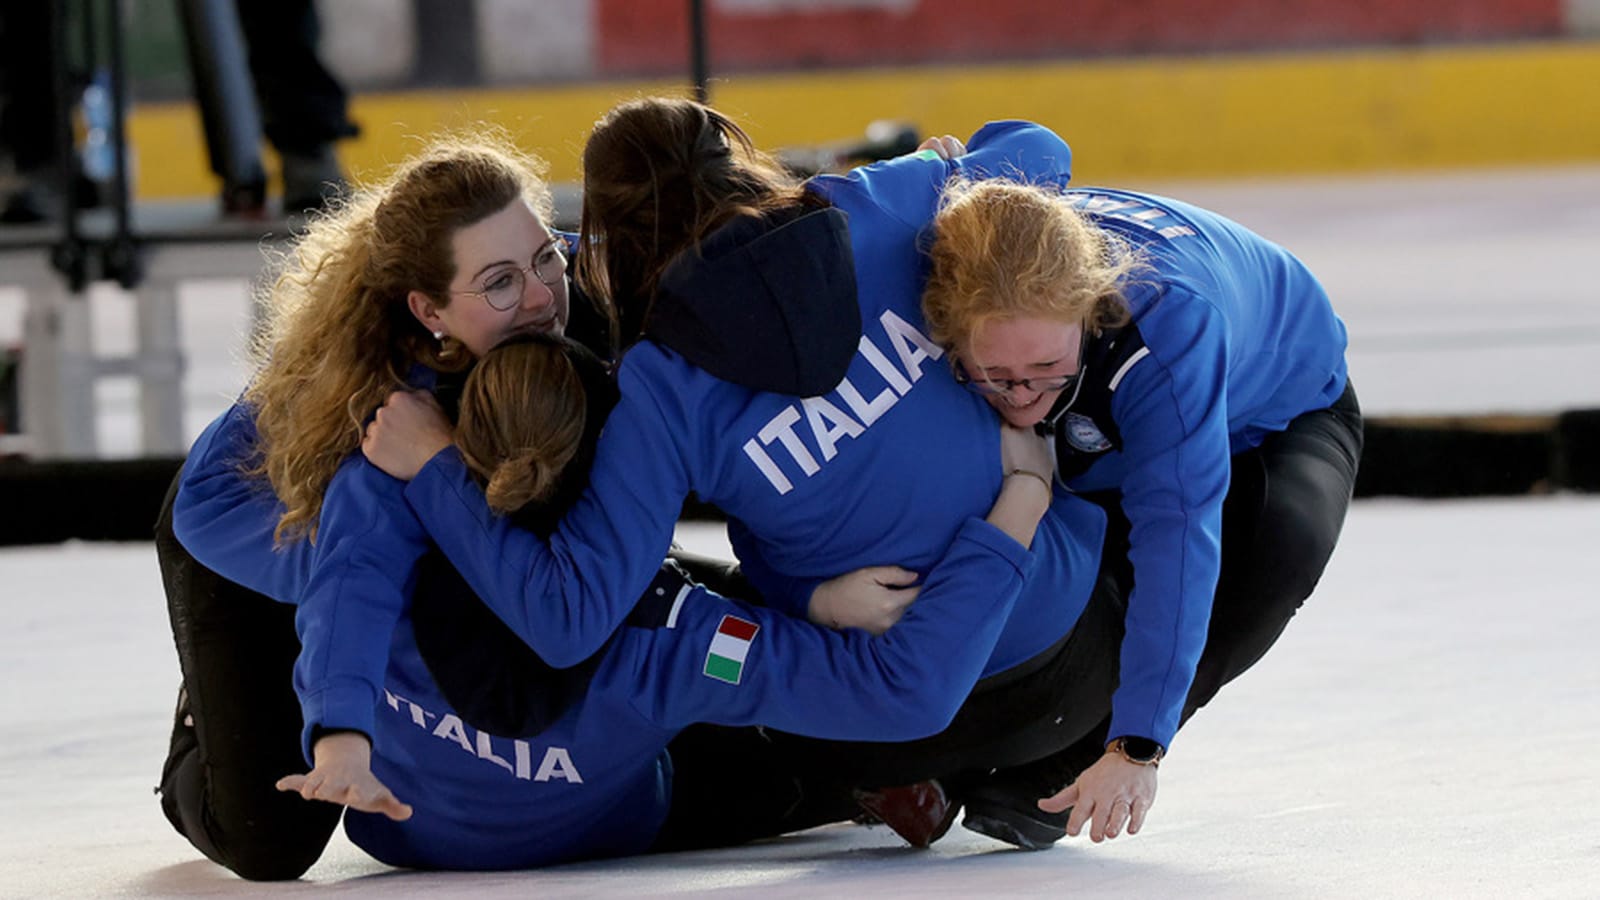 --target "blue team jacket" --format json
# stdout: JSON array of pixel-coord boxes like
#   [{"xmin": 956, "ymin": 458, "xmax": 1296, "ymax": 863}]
[
  {"xmin": 1036, "ymin": 188, "xmax": 1349, "ymax": 745},
  {"xmin": 402, "ymin": 121, "xmax": 1109, "ymax": 701}
]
